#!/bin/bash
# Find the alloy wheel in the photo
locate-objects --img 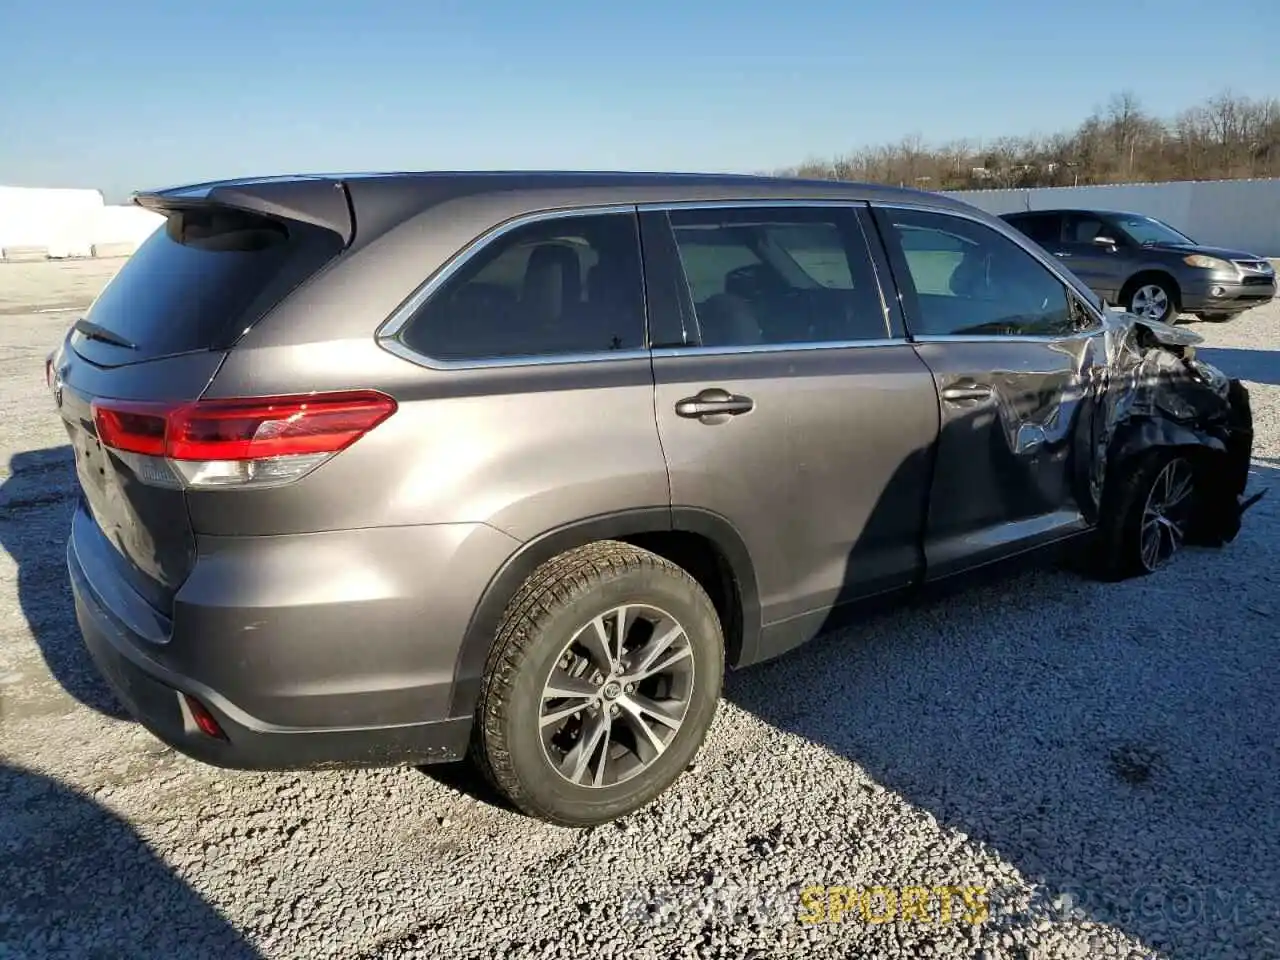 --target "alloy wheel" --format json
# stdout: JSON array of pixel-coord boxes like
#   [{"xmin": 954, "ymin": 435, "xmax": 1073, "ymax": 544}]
[
  {"xmin": 1139, "ymin": 457, "xmax": 1195, "ymax": 571},
  {"xmin": 1130, "ymin": 284, "xmax": 1170, "ymax": 321},
  {"xmin": 539, "ymin": 604, "xmax": 695, "ymax": 788}
]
